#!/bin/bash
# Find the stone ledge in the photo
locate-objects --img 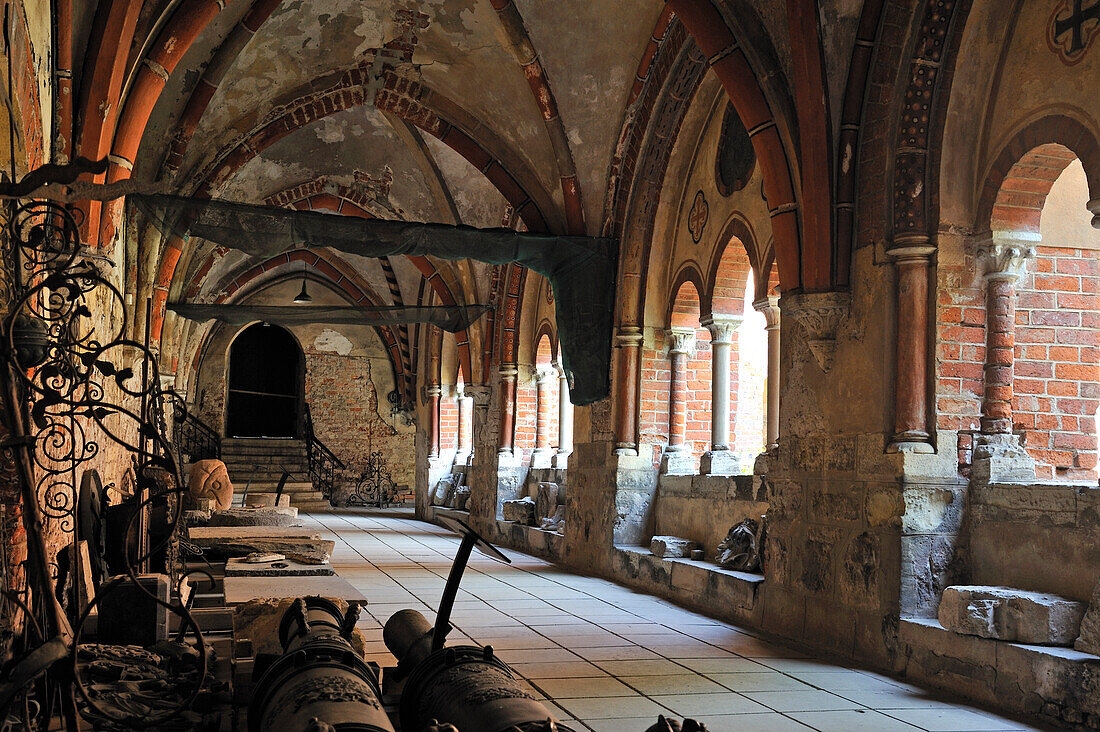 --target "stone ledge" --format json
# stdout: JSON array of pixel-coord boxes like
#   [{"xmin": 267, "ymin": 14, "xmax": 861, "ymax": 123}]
[
  {"xmin": 899, "ymin": 617, "xmax": 1100, "ymax": 727},
  {"xmin": 615, "ymin": 545, "xmax": 764, "ymax": 610}
]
